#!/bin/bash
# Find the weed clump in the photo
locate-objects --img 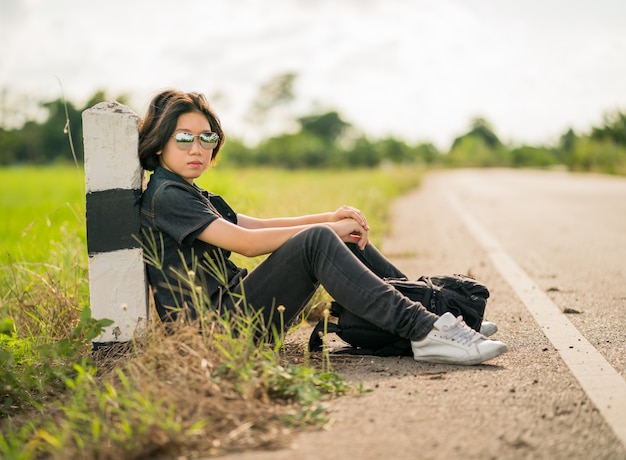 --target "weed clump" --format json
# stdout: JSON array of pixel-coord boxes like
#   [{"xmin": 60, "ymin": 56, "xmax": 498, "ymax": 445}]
[{"xmin": 1, "ymin": 293, "xmax": 349, "ymax": 459}]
